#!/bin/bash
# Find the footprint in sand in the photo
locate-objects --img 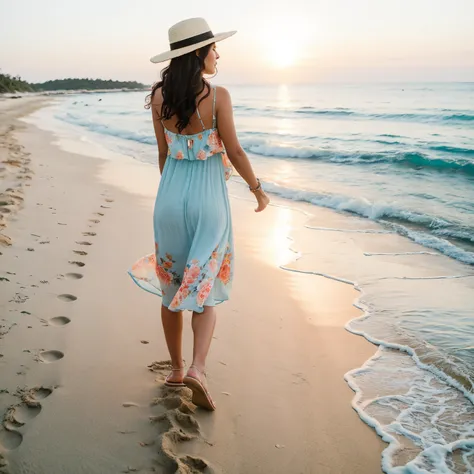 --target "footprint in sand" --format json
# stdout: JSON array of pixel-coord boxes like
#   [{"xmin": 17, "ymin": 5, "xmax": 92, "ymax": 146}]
[
  {"xmin": 105, "ymin": 198, "xmax": 114, "ymax": 203},
  {"xmin": 146, "ymin": 360, "xmax": 211, "ymax": 471},
  {"xmin": 8, "ymin": 403, "xmax": 42, "ymax": 426},
  {"xmin": 57, "ymin": 294, "xmax": 77, "ymax": 302},
  {"xmin": 29, "ymin": 387, "xmax": 53, "ymax": 400},
  {"xmin": 180, "ymin": 456, "xmax": 210, "ymax": 472},
  {"xmin": 0, "ymin": 386, "xmax": 54, "ymax": 453},
  {"xmin": 75, "ymin": 241, "xmax": 92, "ymax": 246},
  {"xmin": 65, "ymin": 273, "xmax": 83, "ymax": 280},
  {"xmin": 89, "ymin": 219, "xmax": 100, "ymax": 224},
  {"xmin": 94, "ymin": 212, "xmax": 104, "ymax": 217},
  {"xmin": 100, "ymin": 205, "xmax": 110, "ymax": 209},
  {"xmin": 73, "ymin": 250, "xmax": 87, "ymax": 256},
  {"xmin": 69, "ymin": 261, "xmax": 85, "ymax": 267},
  {"xmin": 38, "ymin": 350, "xmax": 64, "ymax": 363},
  {"xmin": 0, "ymin": 428, "xmax": 22, "ymax": 450},
  {"xmin": 82, "ymin": 232, "xmax": 96, "ymax": 237},
  {"xmin": 48, "ymin": 316, "xmax": 71, "ymax": 326}
]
